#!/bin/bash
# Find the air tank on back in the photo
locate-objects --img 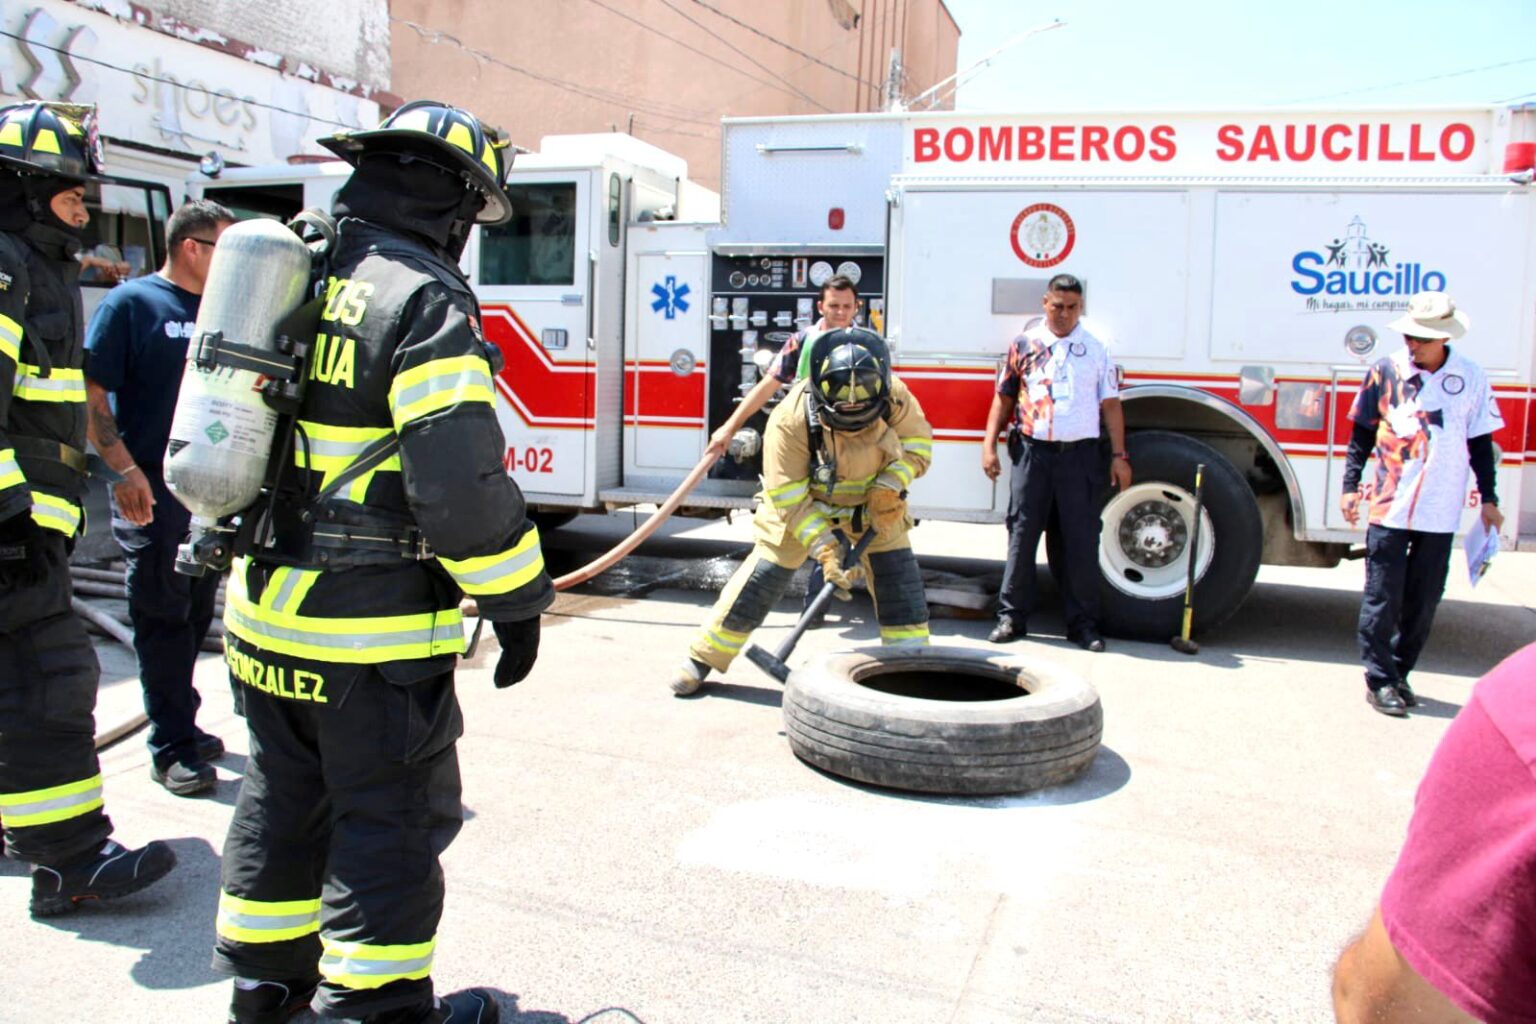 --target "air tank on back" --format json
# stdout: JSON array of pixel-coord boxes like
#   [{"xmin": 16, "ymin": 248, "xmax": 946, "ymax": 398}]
[{"xmin": 164, "ymin": 217, "xmax": 313, "ymax": 570}]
